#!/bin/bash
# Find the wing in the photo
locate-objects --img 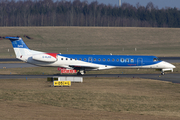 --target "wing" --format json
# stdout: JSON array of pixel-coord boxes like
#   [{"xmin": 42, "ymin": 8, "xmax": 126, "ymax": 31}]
[{"xmin": 69, "ymin": 64, "xmax": 99, "ymax": 70}]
